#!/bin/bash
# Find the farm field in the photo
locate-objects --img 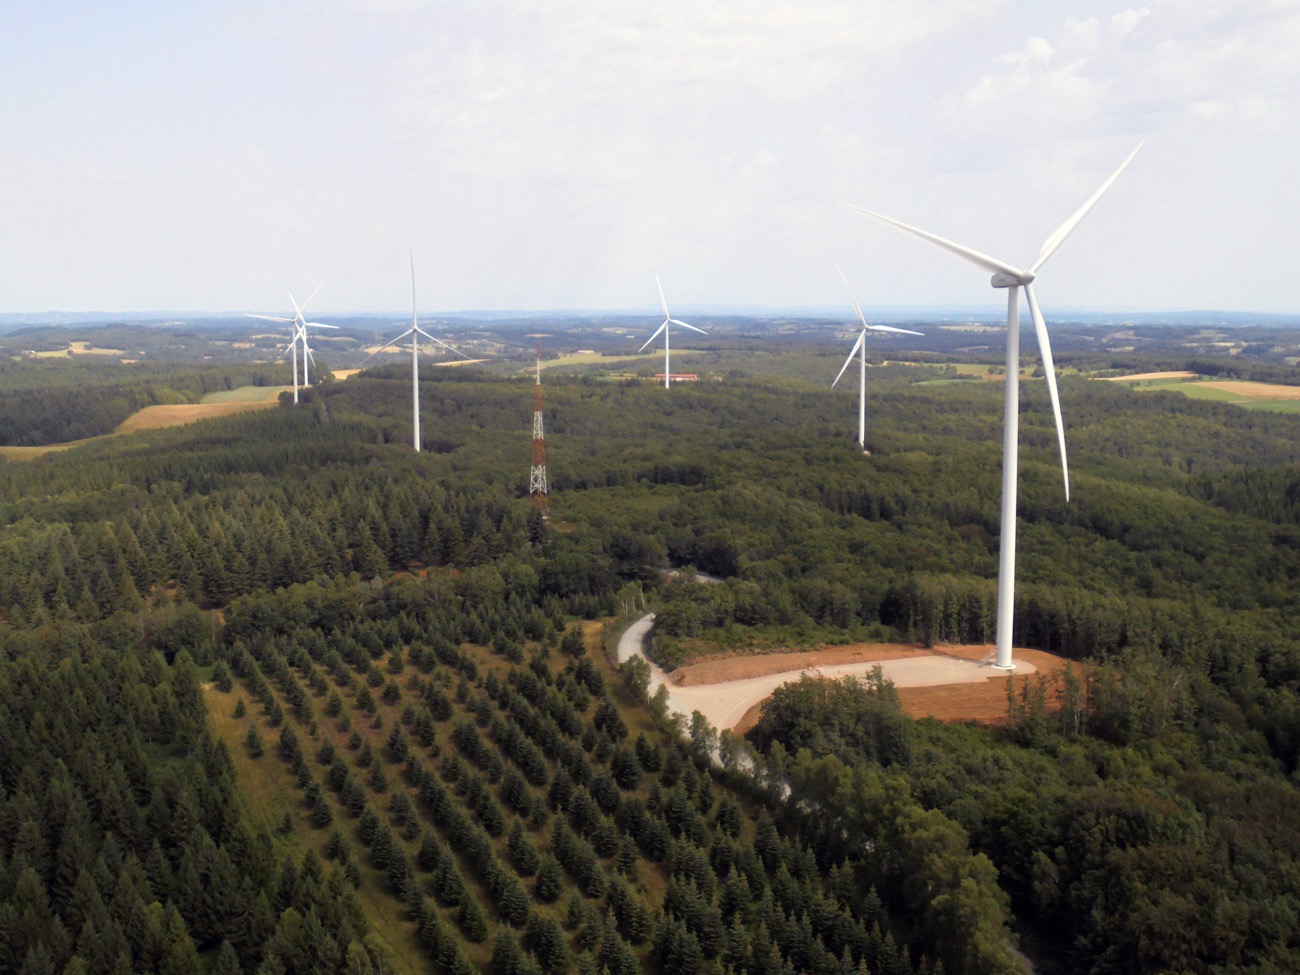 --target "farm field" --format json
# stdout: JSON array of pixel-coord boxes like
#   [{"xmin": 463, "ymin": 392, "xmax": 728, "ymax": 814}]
[
  {"xmin": 1102, "ymin": 371, "xmax": 1300, "ymax": 411},
  {"xmin": 200, "ymin": 384, "xmax": 290, "ymax": 403},
  {"xmin": 29, "ymin": 339, "xmax": 128, "ymax": 357},
  {"xmin": 535, "ymin": 350, "xmax": 705, "ymax": 371},
  {"xmin": 115, "ymin": 400, "xmax": 280, "ymax": 432}
]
